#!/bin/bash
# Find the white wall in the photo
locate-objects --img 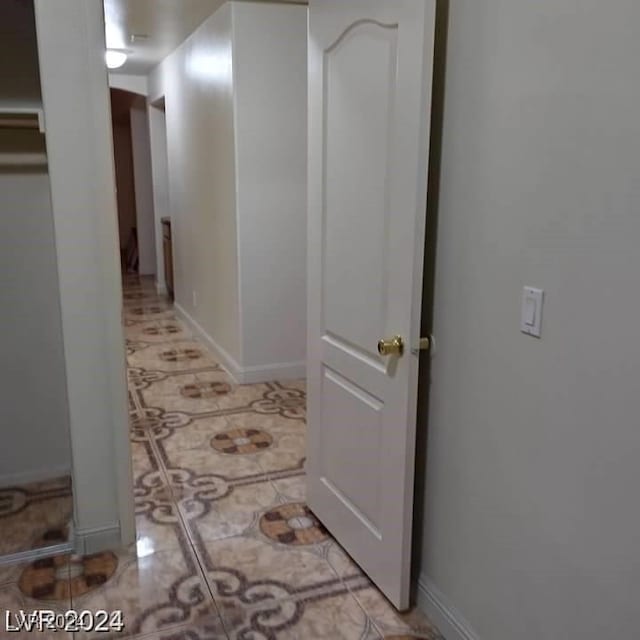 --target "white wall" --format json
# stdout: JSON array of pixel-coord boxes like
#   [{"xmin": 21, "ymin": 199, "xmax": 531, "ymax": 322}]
[
  {"xmin": 34, "ymin": 0, "xmax": 133, "ymax": 553},
  {"xmin": 418, "ymin": 2, "xmax": 640, "ymax": 639},
  {"xmin": 148, "ymin": 1, "xmax": 307, "ymax": 382},
  {"xmin": 148, "ymin": 102, "xmax": 170, "ymax": 292},
  {"xmin": 0, "ymin": 0, "xmax": 71, "ymax": 487},
  {"xmin": 130, "ymin": 98, "xmax": 156, "ymax": 275},
  {"xmin": 232, "ymin": 2, "xmax": 307, "ymax": 377},
  {"xmin": 149, "ymin": 2, "xmax": 242, "ymax": 366}
]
